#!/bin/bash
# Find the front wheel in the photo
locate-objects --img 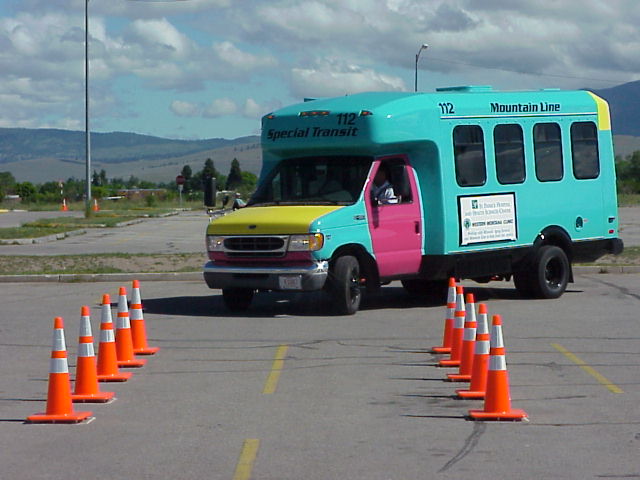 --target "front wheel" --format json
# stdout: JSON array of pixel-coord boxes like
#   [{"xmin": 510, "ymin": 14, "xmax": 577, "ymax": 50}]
[
  {"xmin": 327, "ymin": 255, "xmax": 362, "ymax": 315},
  {"xmin": 530, "ymin": 246, "xmax": 570, "ymax": 299},
  {"xmin": 222, "ymin": 288, "xmax": 254, "ymax": 312}
]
